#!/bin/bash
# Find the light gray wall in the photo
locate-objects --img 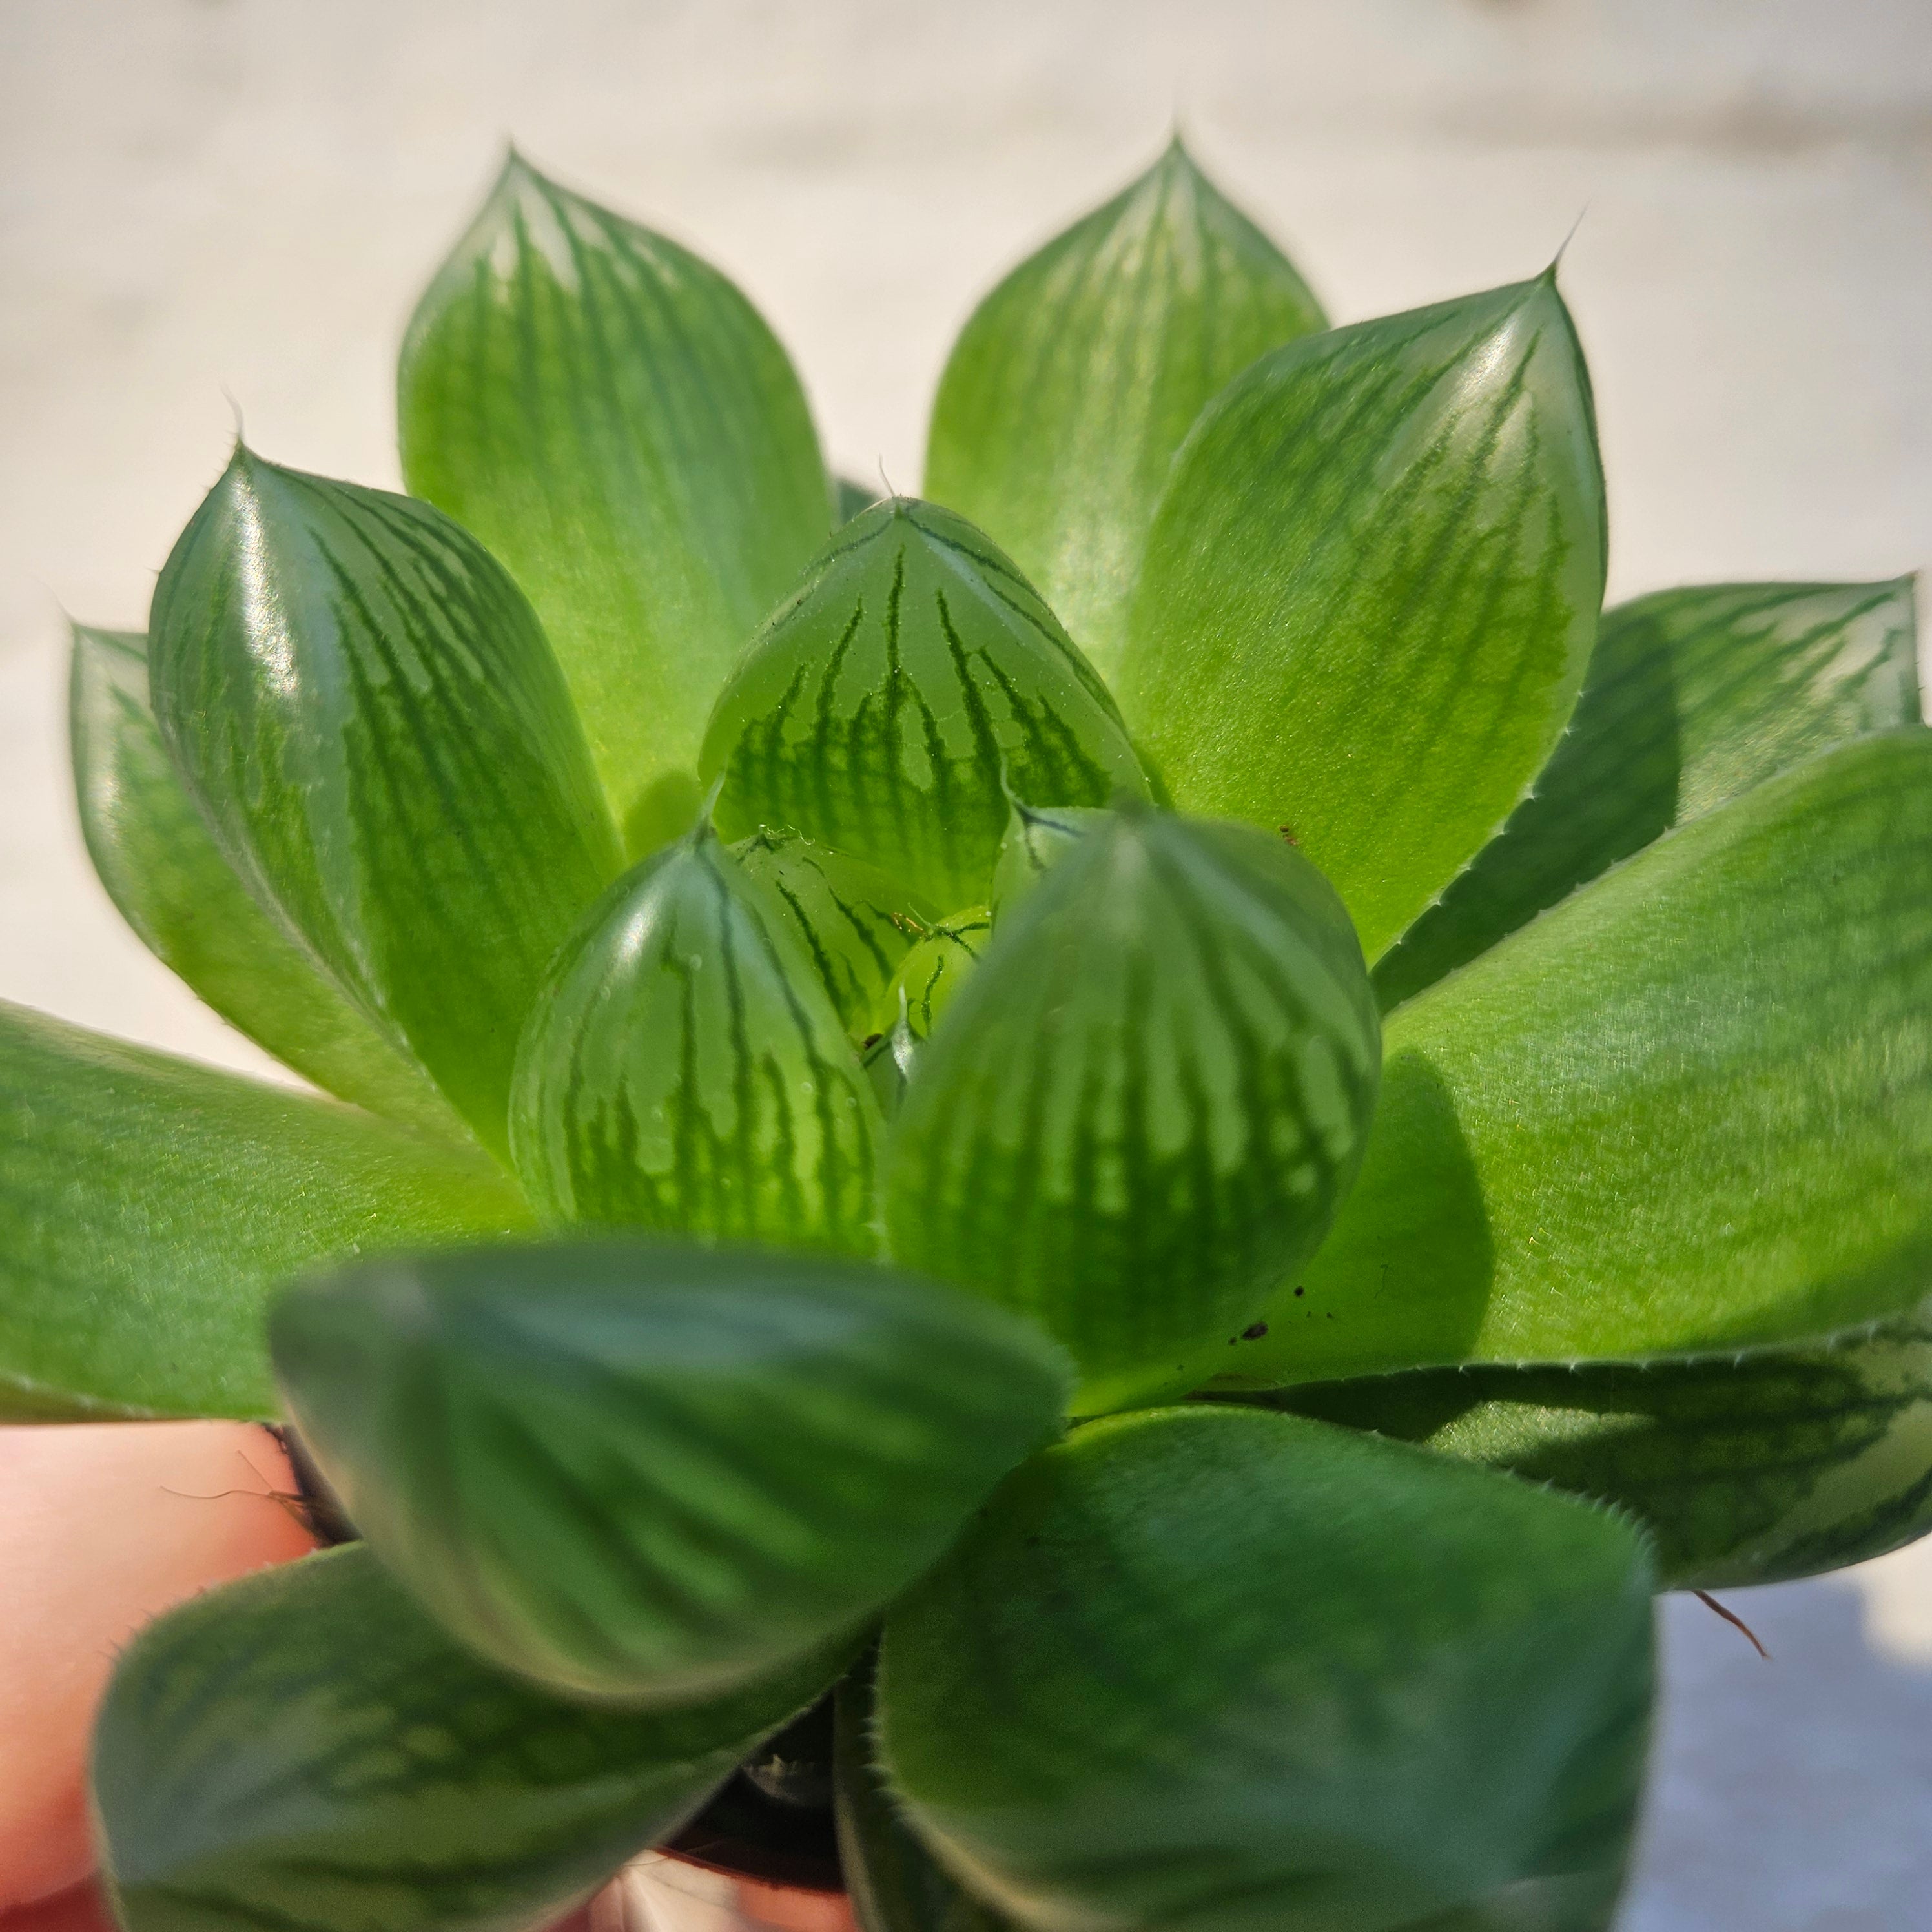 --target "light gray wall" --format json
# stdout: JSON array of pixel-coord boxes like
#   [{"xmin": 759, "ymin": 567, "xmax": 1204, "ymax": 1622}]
[{"xmin": 3, "ymin": 5, "xmax": 1928, "ymax": 1924}]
